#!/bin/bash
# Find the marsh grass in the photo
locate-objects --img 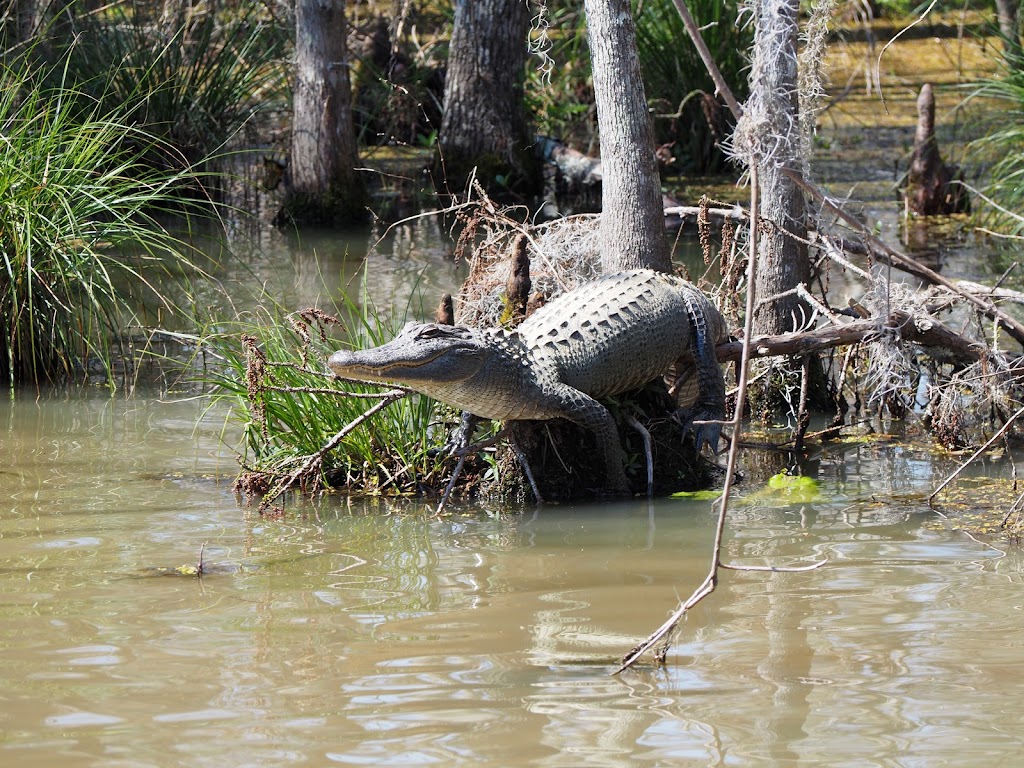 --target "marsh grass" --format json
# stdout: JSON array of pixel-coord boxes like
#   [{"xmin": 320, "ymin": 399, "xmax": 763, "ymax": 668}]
[
  {"xmin": 68, "ymin": 0, "xmax": 288, "ymax": 172},
  {"xmin": 969, "ymin": 48, "xmax": 1024, "ymax": 238},
  {"xmin": 204, "ymin": 286, "xmax": 462, "ymax": 505},
  {"xmin": 0, "ymin": 59, "xmax": 212, "ymax": 387},
  {"xmin": 633, "ymin": 0, "xmax": 751, "ymax": 173}
]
